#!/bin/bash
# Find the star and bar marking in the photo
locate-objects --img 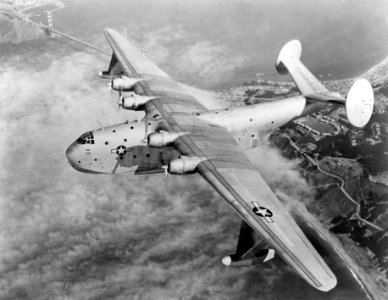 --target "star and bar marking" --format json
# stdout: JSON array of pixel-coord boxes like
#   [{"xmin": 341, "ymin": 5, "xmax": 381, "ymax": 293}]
[{"xmin": 252, "ymin": 201, "xmax": 274, "ymax": 223}]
